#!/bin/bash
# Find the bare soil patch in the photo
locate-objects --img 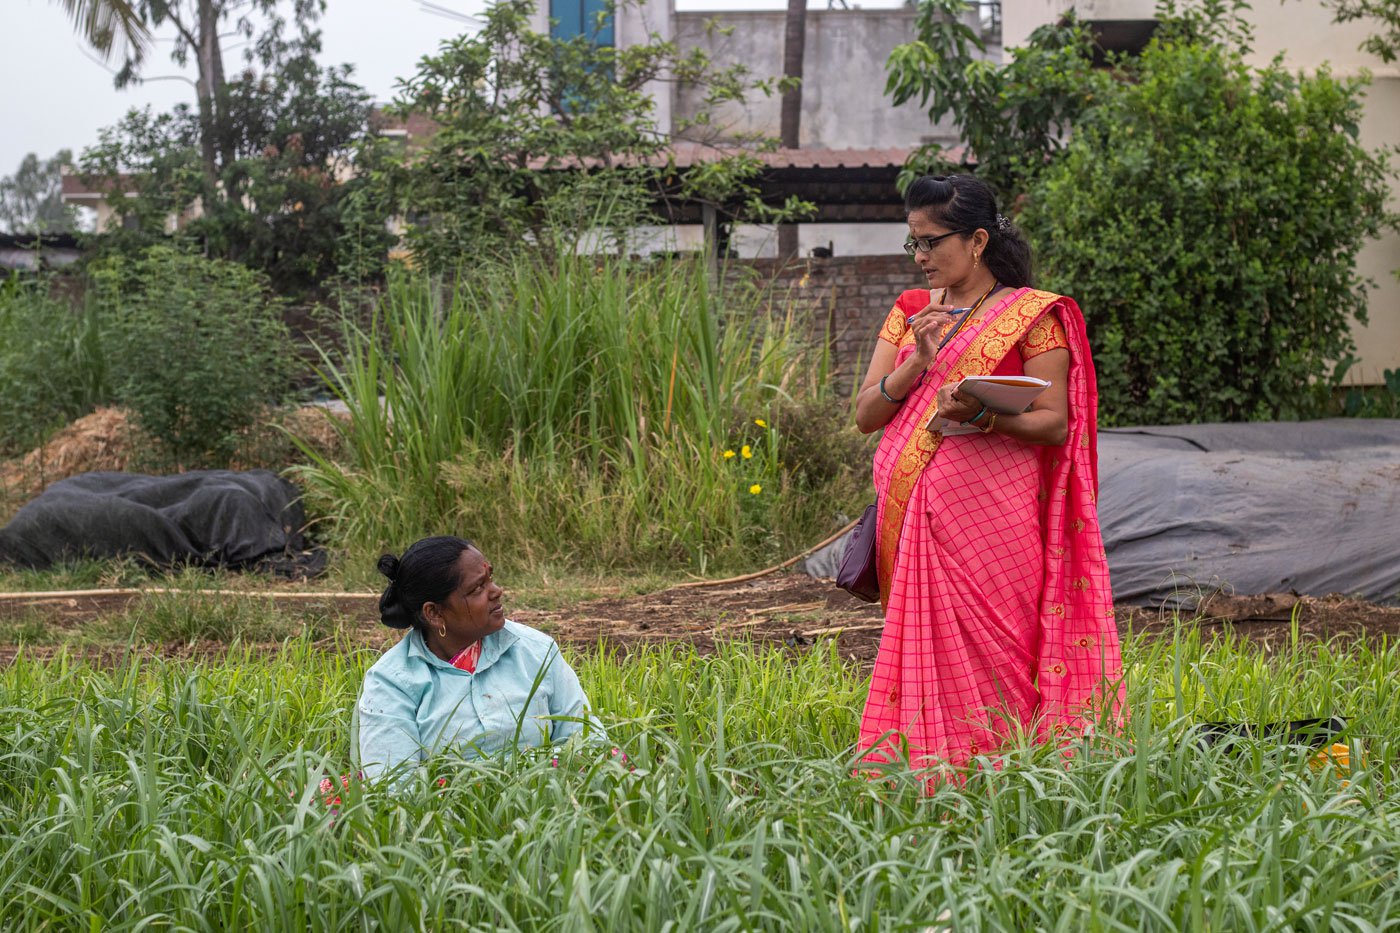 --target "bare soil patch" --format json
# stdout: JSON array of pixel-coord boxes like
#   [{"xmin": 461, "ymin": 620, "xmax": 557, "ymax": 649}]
[
  {"xmin": 1119, "ymin": 591, "xmax": 1400, "ymax": 648},
  {"xmin": 1, "ymin": 573, "xmax": 1396, "ymax": 665}
]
